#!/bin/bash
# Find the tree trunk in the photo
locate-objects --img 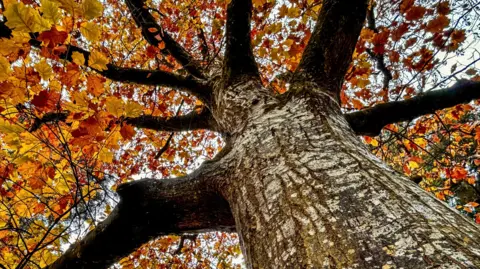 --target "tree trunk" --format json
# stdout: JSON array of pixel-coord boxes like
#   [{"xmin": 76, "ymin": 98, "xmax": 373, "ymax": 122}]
[{"xmin": 216, "ymin": 86, "xmax": 480, "ymax": 268}]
